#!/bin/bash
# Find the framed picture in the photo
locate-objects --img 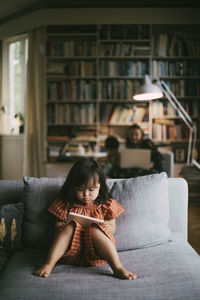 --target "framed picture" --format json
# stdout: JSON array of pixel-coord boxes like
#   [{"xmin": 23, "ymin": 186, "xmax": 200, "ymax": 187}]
[{"xmin": 174, "ymin": 148, "xmax": 186, "ymax": 163}]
